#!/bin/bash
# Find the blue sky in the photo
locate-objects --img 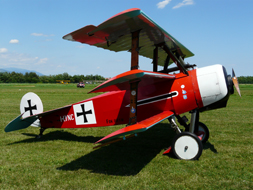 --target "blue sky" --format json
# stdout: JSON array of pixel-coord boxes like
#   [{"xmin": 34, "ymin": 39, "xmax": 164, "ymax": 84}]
[{"xmin": 0, "ymin": 0, "xmax": 252, "ymax": 77}]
